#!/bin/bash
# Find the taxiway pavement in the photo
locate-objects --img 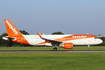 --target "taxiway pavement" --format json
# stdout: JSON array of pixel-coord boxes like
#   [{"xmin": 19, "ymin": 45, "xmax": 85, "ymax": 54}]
[{"xmin": 0, "ymin": 50, "xmax": 105, "ymax": 53}]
